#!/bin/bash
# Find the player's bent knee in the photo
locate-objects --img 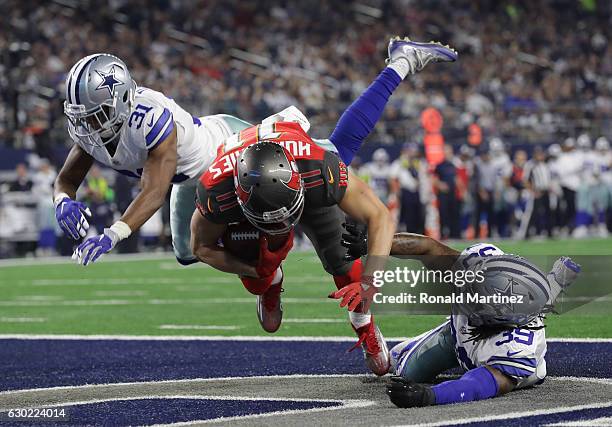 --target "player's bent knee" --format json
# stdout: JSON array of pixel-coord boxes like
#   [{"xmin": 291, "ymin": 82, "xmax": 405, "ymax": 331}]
[
  {"xmin": 173, "ymin": 235, "xmax": 194, "ymax": 262},
  {"xmin": 176, "ymin": 256, "xmax": 199, "ymax": 266},
  {"xmin": 389, "ymin": 339, "xmax": 416, "ymax": 373}
]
